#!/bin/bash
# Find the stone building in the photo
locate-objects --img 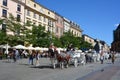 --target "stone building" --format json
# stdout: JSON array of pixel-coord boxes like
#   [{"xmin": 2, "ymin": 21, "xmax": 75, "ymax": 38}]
[
  {"xmin": 0, "ymin": 0, "xmax": 82, "ymax": 38},
  {"xmin": 82, "ymin": 34, "xmax": 95, "ymax": 46},
  {"xmin": 111, "ymin": 24, "xmax": 120, "ymax": 52}
]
